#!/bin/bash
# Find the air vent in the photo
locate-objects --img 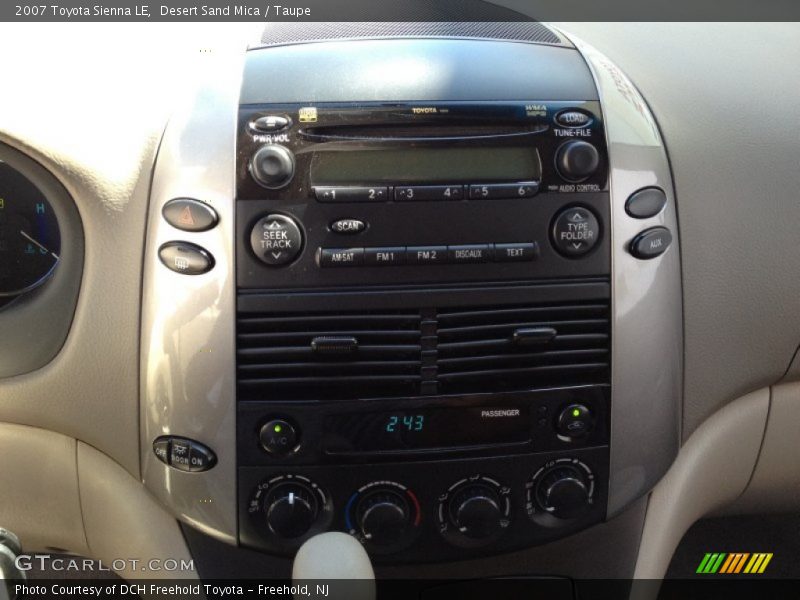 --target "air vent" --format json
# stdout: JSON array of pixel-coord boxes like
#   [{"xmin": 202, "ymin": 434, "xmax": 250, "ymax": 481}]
[
  {"xmin": 237, "ymin": 310, "xmax": 423, "ymax": 400},
  {"xmin": 237, "ymin": 302, "xmax": 609, "ymax": 401},
  {"xmin": 436, "ymin": 303, "xmax": 610, "ymax": 394}
]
